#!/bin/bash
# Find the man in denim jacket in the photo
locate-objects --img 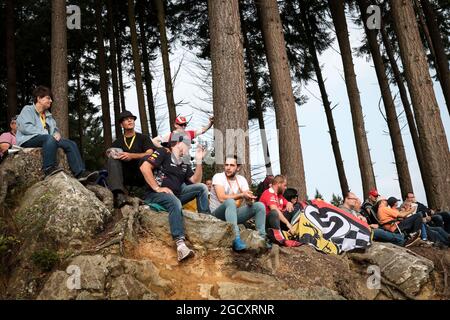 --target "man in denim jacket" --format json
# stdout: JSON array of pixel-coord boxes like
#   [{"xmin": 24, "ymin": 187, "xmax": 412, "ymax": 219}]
[{"xmin": 16, "ymin": 85, "xmax": 97, "ymax": 183}]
